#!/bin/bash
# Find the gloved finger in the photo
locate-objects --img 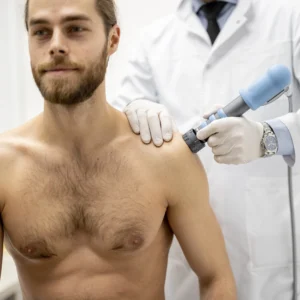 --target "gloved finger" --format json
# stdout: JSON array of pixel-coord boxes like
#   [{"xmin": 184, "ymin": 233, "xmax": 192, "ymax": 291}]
[
  {"xmin": 160, "ymin": 111, "xmax": 174, "ymax": 142},
  {"xmin": 203, "ymin": 104, "xmax": 224, "ymax": 119},
  {"xmin": 207, "ymin": 132, "xmax": 229, "ymax": 148},
  {"xmin": 214, "ymin": 155, "xmax": 234, "ymax": 165},
  {"xmin": 206, "ymin": 135, "xmax": 220, "ymax": 148},
  {"xmin": 212, "ymin": 142, "xmax": 234, "ymax": 156},
  {"xmin": 137, "ymin": 109, "xmax": 151, "ymax": 144},
  {"xmin": 148, "ymin": 109, "xmax": 163, "ymax": 147},
  {"xmin": 124, "ymin": 109, "xmax": 140, "ymax": 134},
  {"xmin": 214, "ymin": 153, "xmax": 246, "ymax": 165},
  {"xmin": 214, "ymin": 155, "xmax": 227, "ymax": 164},
  {"xmin": 196, "ymin": 121, "xmax": 221, "ymax": 141}
]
